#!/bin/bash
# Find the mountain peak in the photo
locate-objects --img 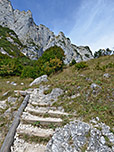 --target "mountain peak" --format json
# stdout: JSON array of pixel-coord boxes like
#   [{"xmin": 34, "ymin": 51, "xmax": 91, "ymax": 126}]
[{"xmin": 0, "ymin": 0, "xmax": 93, "ymax": 63}]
